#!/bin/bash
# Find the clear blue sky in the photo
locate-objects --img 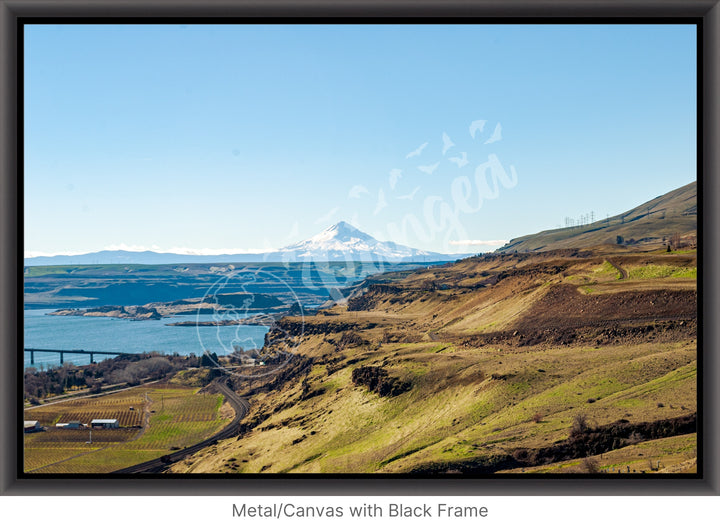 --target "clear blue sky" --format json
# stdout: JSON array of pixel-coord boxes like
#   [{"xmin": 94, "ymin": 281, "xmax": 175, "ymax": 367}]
[{"xmin": 24, "ymin": 24, "xmax": 697, "ymax": 256}]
